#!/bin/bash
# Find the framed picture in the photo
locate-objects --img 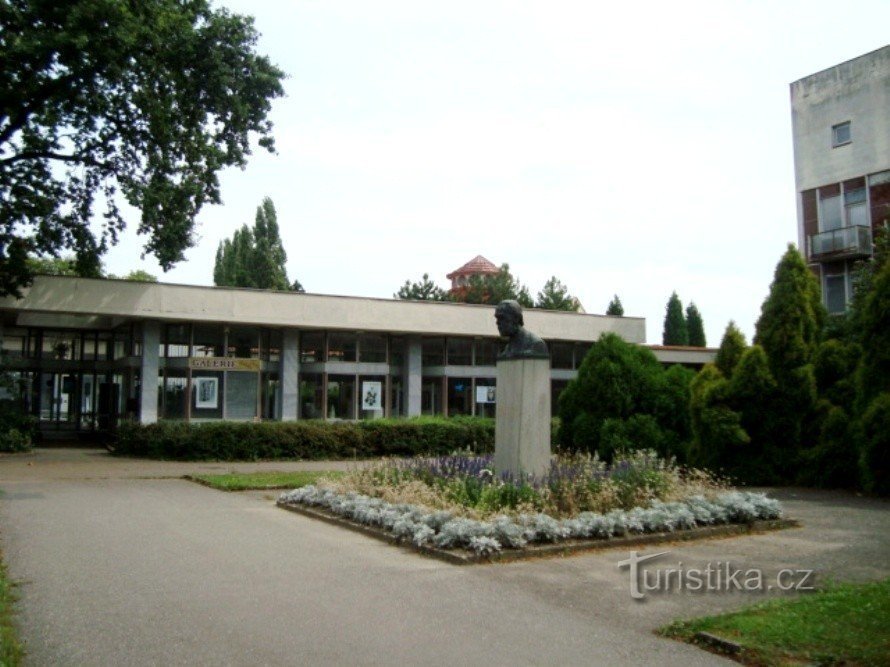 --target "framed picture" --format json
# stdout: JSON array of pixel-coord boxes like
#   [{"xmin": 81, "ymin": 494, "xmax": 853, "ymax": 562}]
[
  {"xmin": 476, "ymin": 386, "xmax": 496, "ymax": 404},
  {"xmin": 361, "ymin": 381, "xmax": 382, "ymax": 411},
  {"xmin": 195, "ymin": 377, "xmax": 218, "ymax": 409}
]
